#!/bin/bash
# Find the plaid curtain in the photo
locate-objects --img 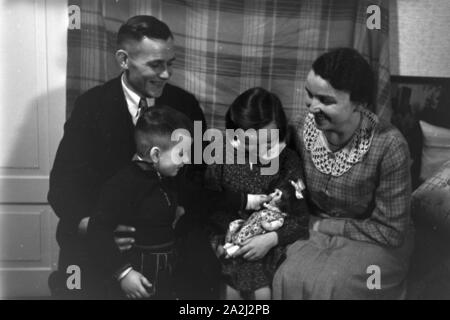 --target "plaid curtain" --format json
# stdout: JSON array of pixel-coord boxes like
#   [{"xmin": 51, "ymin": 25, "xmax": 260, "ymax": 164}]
[{"xmin": 67, "ymin": 0, "xmax": 391, "ymax": 127}]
